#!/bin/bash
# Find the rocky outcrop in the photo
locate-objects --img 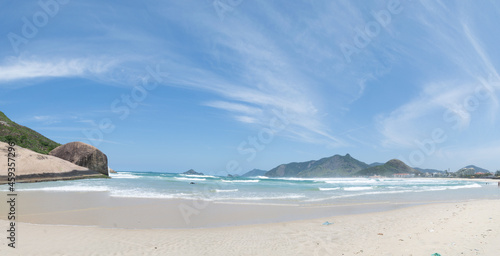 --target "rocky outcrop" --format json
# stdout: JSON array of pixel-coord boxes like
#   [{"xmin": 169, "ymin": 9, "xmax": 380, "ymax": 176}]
[
  {"xmin": 50, "ymin": 142, "xmax": 109, "ymax": 176},
  {"xmin": 109, "ymin": 167, "xmax": 117, "ymax": 174},
  {"xmin": 0, "ymin": 142, "xmax": 106, "ymax": 184}
]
